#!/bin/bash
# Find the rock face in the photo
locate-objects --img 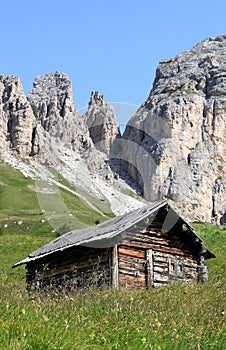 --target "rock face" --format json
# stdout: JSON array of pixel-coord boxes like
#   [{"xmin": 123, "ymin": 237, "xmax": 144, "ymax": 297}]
[
  {"xmin": 0, "ymin": 75, "xmax": 34, "ymax": 156},
  {"xmin": 117, "ymin": 35, "xmax": 226, "ymax": 224},
  {"xmin": 28, "ymin": 72, "xmax": 91, "ymax": 153},
  {"xmin": 85, "ymin": 91, "xmax": 120, "ymax": 155}
]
